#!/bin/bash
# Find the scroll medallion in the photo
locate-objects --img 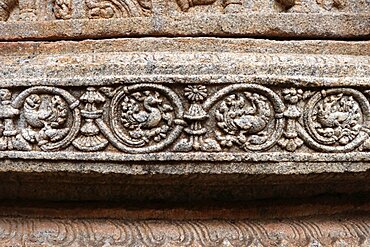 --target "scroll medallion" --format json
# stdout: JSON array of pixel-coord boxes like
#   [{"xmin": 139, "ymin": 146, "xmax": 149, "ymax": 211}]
[
  {"xmin": 302, "ymin": 88, "xmax": 370, "ymax": 152},
  {"xmin": 108, "ymin": 84, "xmax": 184, "ymax": 153},
  {"xmin": 12, "ymin": 86, "xmax": 81, "ymax": 151},
  {"xmin": 203, "ymin": 84, "xmax": 285, "ymax": 151}
]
